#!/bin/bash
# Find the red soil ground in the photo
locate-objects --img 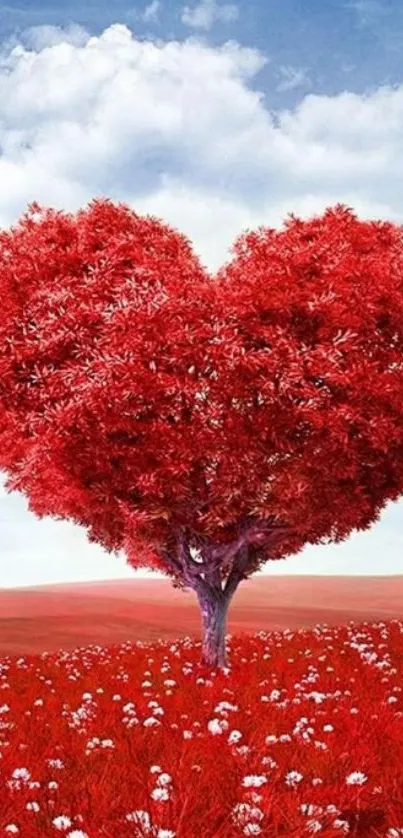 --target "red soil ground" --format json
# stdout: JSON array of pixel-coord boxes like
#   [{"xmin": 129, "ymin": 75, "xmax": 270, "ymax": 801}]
[{"xmin": 0, "ymin": 574, "xmax": 402, "ymax": 657}]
